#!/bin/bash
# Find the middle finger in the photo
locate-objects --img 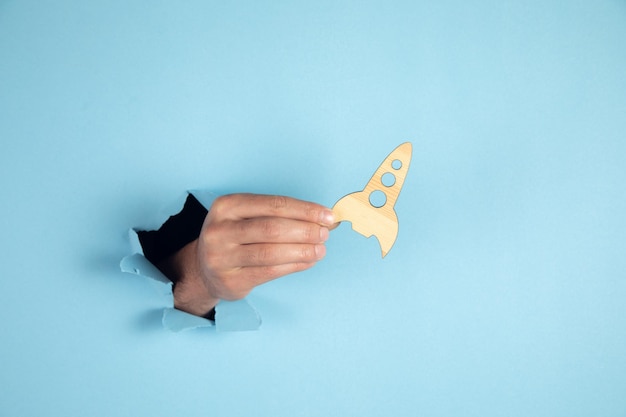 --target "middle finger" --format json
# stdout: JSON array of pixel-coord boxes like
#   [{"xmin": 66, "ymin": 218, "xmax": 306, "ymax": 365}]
[
  {"xmin": 236, "ymin": 242, "xmax": 326, "ymax": 267},
  {"xmin": 234, "ymin": 217, "xmax": 329, "ymax": 245}
]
